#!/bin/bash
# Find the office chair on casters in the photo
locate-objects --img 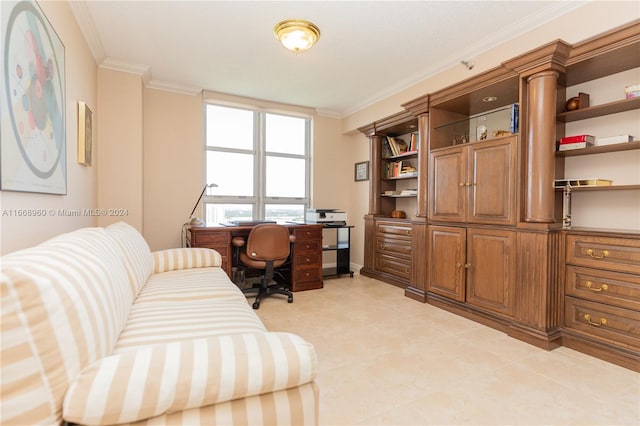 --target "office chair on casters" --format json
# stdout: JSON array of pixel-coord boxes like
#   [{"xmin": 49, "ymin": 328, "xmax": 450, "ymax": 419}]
[{"xmin": 232, "ymin": 224, "xmax": 296, "ymax": 309}]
